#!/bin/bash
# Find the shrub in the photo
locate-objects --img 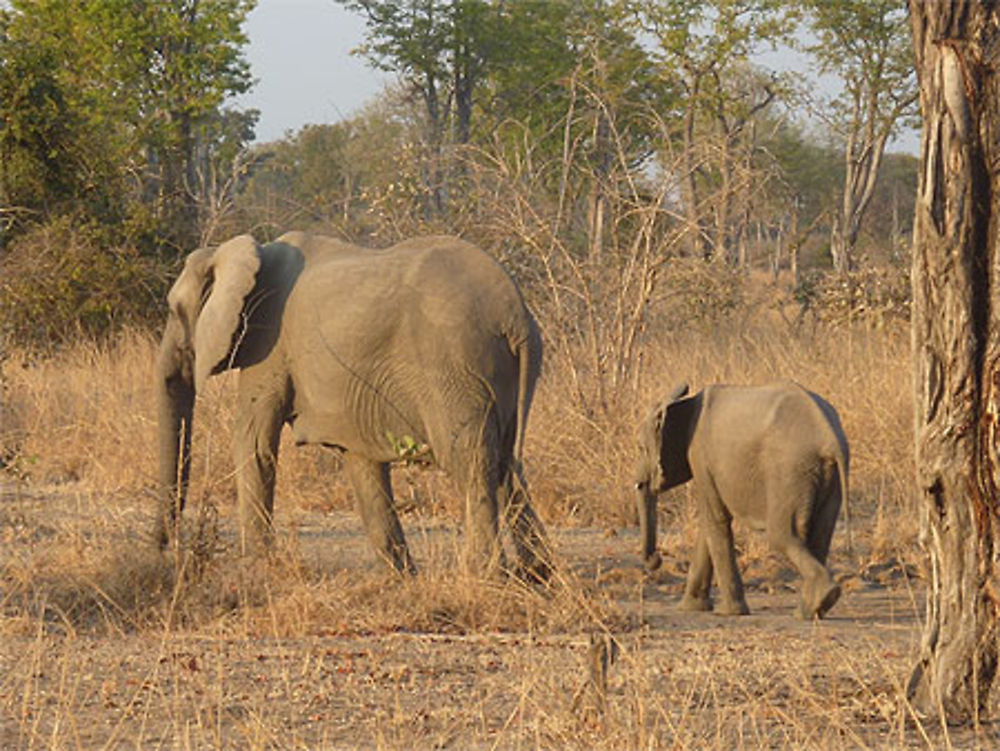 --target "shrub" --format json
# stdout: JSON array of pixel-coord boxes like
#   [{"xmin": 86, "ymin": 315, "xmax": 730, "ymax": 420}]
[{"xmin": 0, "ymin": 217, "xmax": 171, "ymax": 349}]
